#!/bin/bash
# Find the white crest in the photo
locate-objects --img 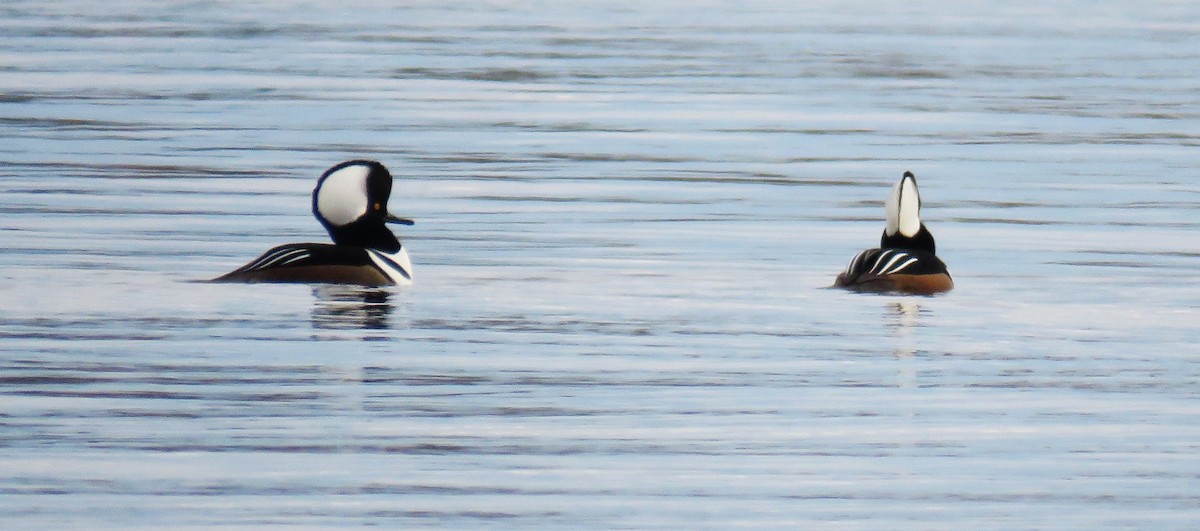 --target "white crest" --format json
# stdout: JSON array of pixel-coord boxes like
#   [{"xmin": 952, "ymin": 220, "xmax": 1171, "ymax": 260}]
[
  {"xmin": 315, "ymin": 164, "xmax": 371, "ymax": 227},
  {"xmin": 885, "ymin": 173, "xmax": 921, "ymax": 237},
  {"xmin": 367, "ymin": 247, "xmax": 413, "ymax": 286}
]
